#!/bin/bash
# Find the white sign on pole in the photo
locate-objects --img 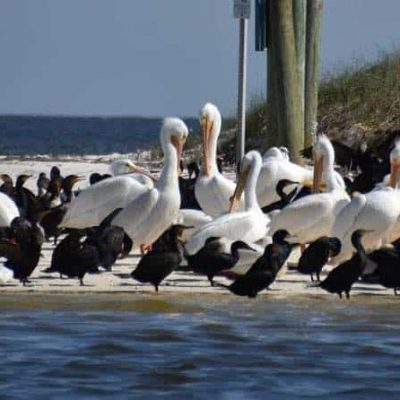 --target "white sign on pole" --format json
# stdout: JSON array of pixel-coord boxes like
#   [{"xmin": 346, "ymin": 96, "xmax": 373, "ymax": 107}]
[{"xmin": 234, "ymin": 0, "xmax": 251, "ymax": 19}]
